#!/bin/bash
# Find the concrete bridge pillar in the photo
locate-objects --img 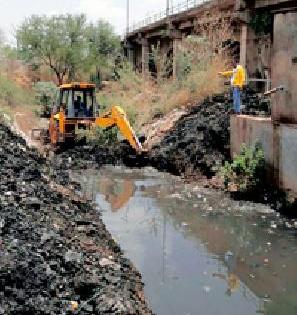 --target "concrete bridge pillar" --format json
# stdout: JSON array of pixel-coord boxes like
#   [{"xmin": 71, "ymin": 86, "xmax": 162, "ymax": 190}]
[
  {"xmin": 141, "ymin": 38, "xmax": 149, "ymax": 75},
  {"xmin": 173, "ymin": 38, "xmax": 182, "ymax": 79},
  {"xmin": 271, "ymin": 11, "xmax": 297, "ymax": 124},
  {"xmin": 172, "ymin": 31, "xmax": 182, "ymax": 79},
  {"xmin": 125, "ymin": 41, "xmax": 134, "ymax": 65},
  {"xmin": 240, "ymin": 23, "xmax": 248, "ymax": 69}
]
